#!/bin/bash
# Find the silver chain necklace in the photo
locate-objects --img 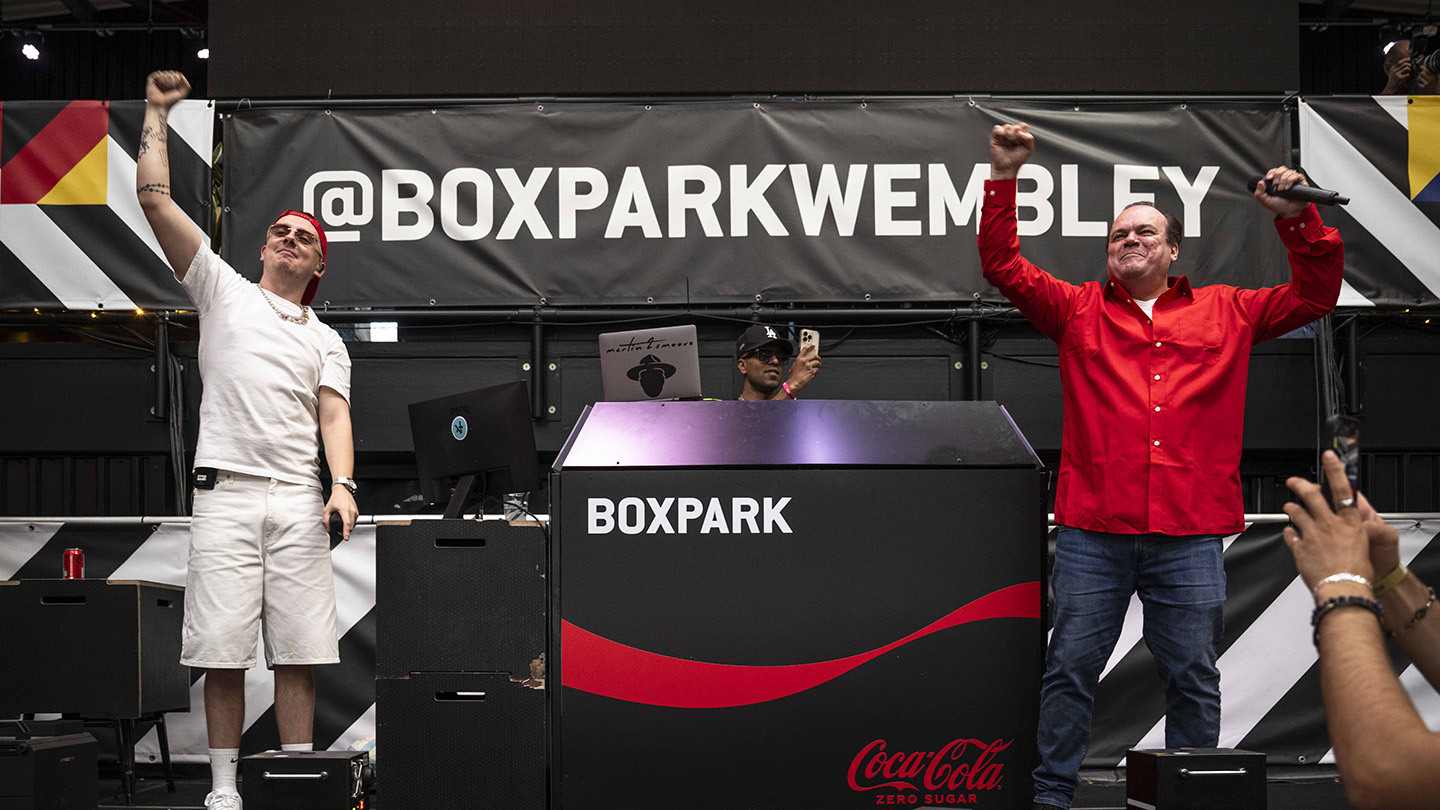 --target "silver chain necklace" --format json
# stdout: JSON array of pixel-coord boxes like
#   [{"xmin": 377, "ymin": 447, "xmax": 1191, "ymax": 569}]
[{"xmin": 258, "ymin": 285, "xmax": 310, "ymax": 325}]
